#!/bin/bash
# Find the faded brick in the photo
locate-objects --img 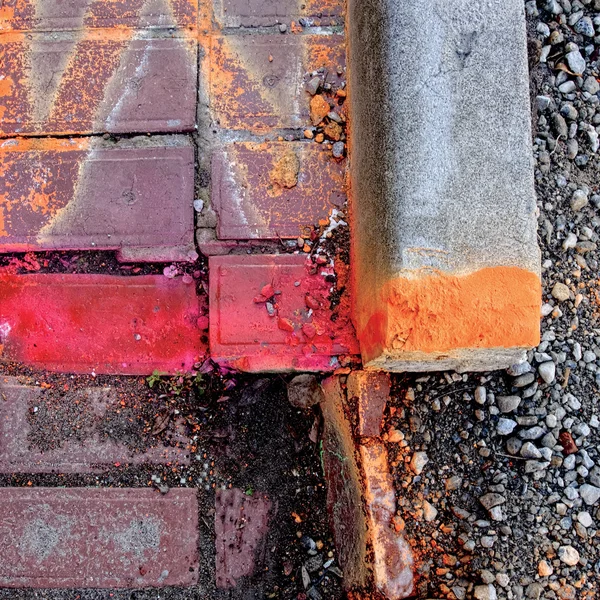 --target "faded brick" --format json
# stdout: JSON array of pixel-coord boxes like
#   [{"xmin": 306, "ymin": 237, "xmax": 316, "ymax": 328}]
[
  {"xmin": 346, "ymin": 371, "xmax": 390, "ymax": 438},
  {"xmin": 0, "ymin": 377, "xmax": 190, "ymax": 473},
  {"xmin": 212, "ymin": 142, "xmax": 345, "ymax": 239},
  {"xmin": 208, "ymin": 34, "xmax": 344, "ymax": 131},
  {"xmin": 0, "ymin": 136, "xmax": 196, "ymax": 261},
  {"xmin": 0, "ymin": 487, "xmax": 198, "ymax": 588}
]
